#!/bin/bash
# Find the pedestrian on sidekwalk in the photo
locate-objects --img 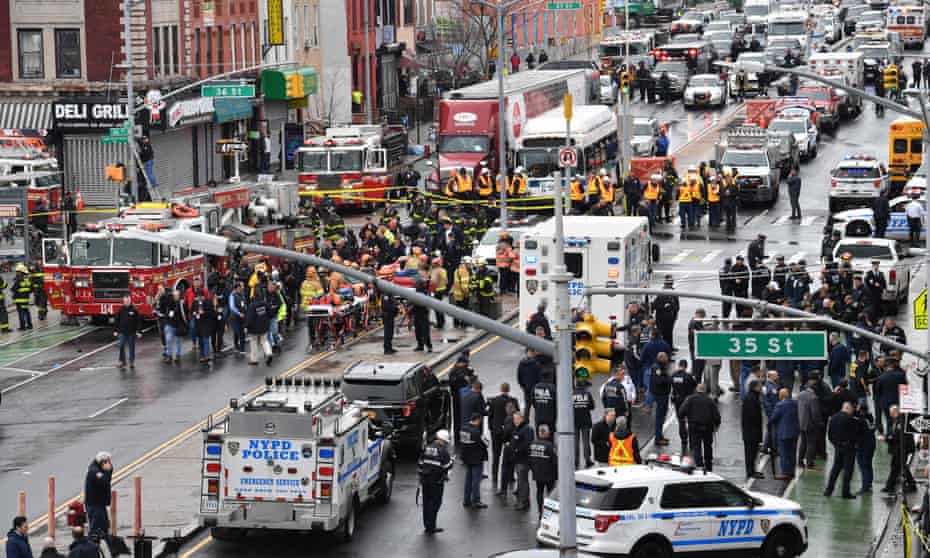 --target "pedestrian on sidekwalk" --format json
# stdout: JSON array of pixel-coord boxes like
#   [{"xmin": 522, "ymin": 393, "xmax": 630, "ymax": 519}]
[
  {"xmin": 679, "ymin": 384, "xmax": 720, "ymax": 471},
  {"xmin": 114, "ymin": 295, "xmax": 140, "ymax": 369},
  {"xmin": 824, "ymin": 401, "xmax": 858, "ymax": 499},
  {"xmin": 83, "ymin": 451, "xmax": 113, "ymax": 537},
  {"xmin": 855, "ymin": 403, "xmax": 877, "ymax": 494},
  {"xmin": 573, "ymin": 378, "xmax": 595, "ymax": 468},
  {"xmin": 5, "ymin": 516, "xmax": 32, "ymax": 558},
  {"xmin": 418, "ymin": 429, "xmax": 453, "ymax": 534},
  {"xmin": 742, "ymin": 380, "xmax": 765, "ymax": 480},
  {"xmin": 509, "ymin": 411, "xmax": 534, "ymax": 511},
  {"xmin": 529, "ymin": 424, "xmax": 557, "ymax": 518},
  {"xmin": 592, "ymin": 409, "xmax": 617, "ymax": 467},
  {"xmin": 771, "ymin": 388, "xmax": 800, "ymax": 479},
  {"xmin": 798, "ymin": 378, "xmax": 825, "ymax": 470},
  {"xmin": 460, "ymin": 413, "xmax": 489, "ymax": 509},
  {"xmin": 488, "ymin": 383, "xmax": 519, "ymax": 491},
  {"xmin": 671, "ymin": 359, "xmax": 697, "ymax": 453},
  {"xmin": 651, "ymin": 352, "xmax": 673, "ymax": 446}
]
